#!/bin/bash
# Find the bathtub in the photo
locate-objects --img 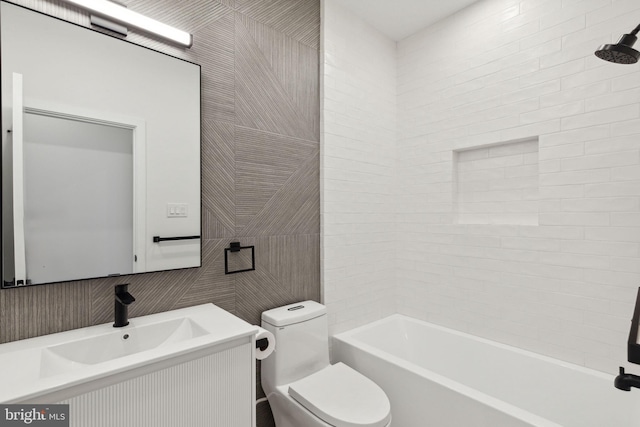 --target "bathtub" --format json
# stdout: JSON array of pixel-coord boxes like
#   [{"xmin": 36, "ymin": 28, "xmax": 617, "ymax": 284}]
[{"xmin": 332, "ymin": 315, "xmax": 640, "ymax": 427}]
